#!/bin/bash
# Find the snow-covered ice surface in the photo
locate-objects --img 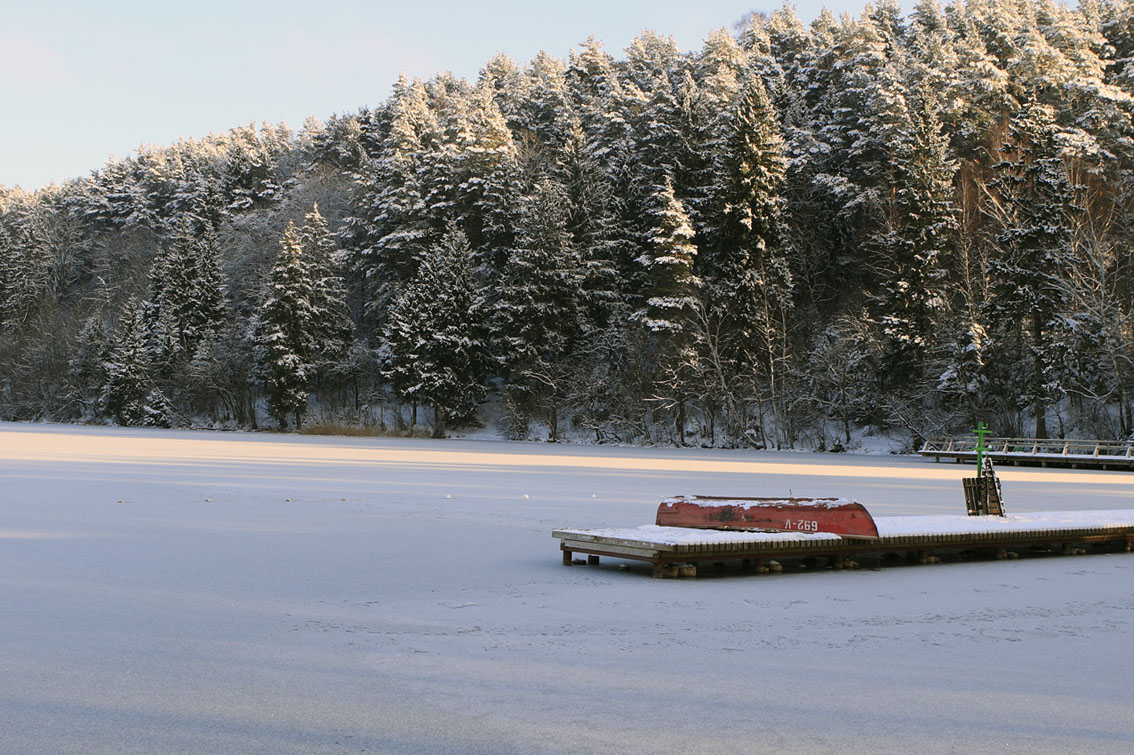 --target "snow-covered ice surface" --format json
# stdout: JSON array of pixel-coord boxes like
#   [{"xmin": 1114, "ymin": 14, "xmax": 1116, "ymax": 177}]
[{"xmin": 2, "ymin": 422, "xmax": 1134, "ymax": 754}]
